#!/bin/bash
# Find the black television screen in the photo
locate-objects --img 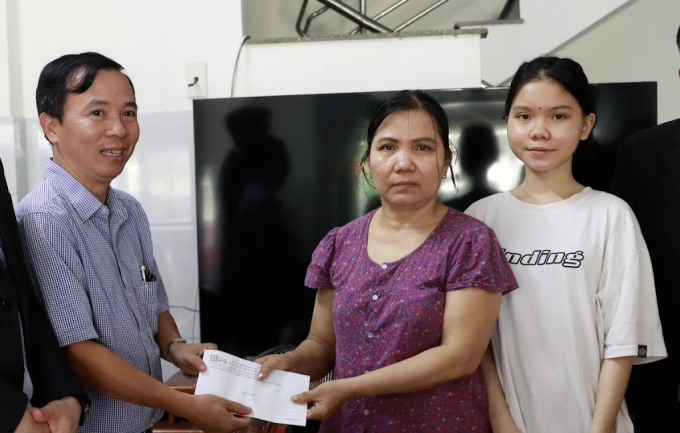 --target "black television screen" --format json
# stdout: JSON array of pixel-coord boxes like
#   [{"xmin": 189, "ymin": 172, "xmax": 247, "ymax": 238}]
[{"xmin": 193, "ymin": 83, "xmax": 656, "ymax": 361}]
